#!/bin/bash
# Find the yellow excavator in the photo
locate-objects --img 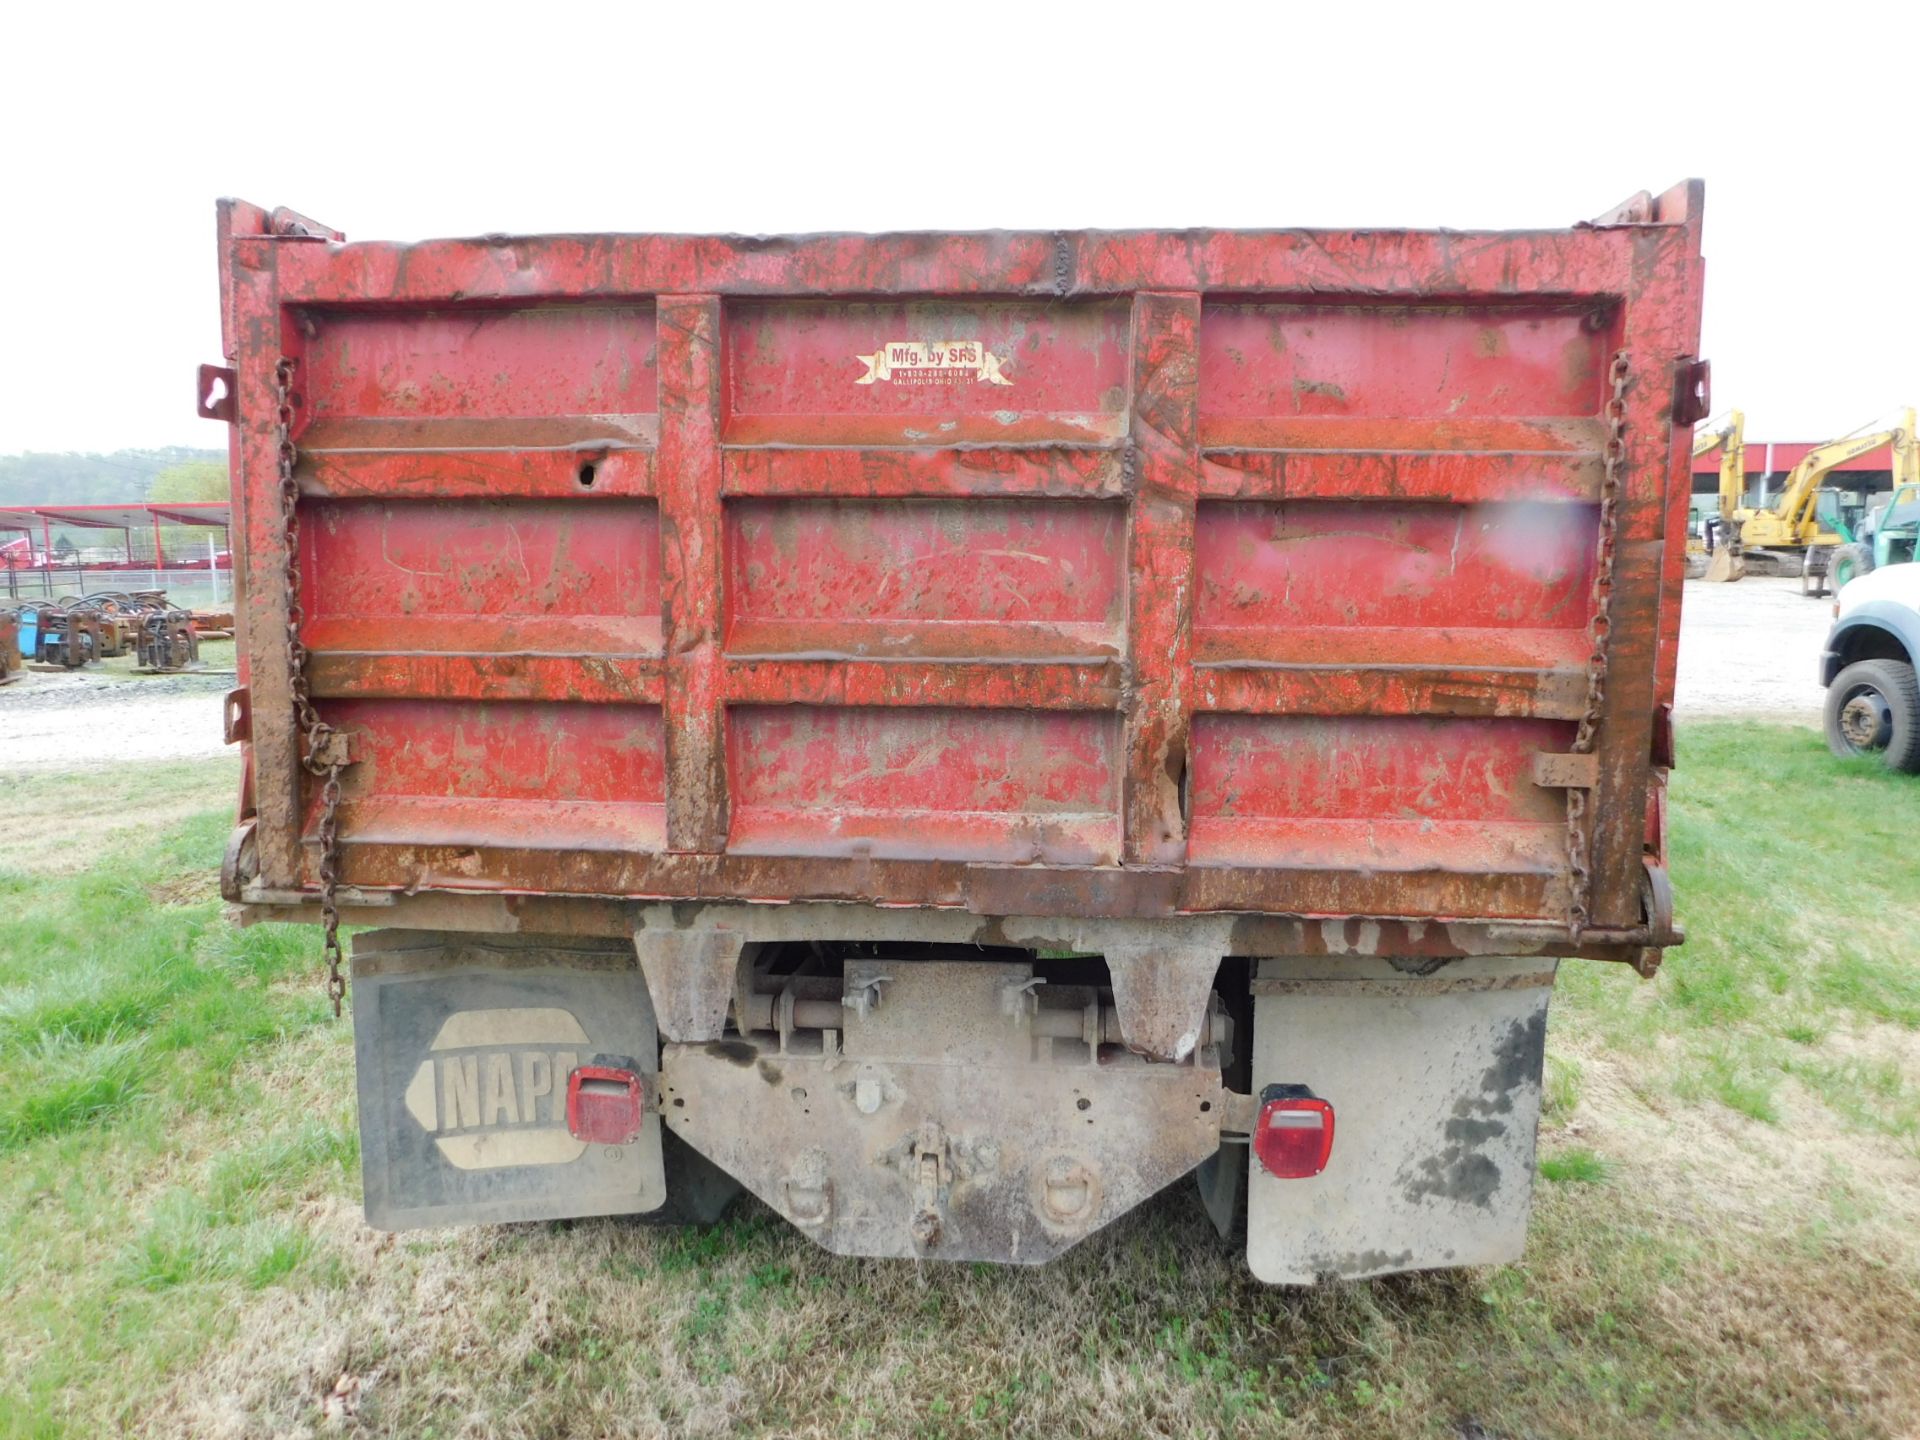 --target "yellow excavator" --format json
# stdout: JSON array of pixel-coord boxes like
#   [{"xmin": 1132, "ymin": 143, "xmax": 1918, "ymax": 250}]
[
  {"xmin": 1689, "ymin": 414, "xmax": 1740, "ymax": 579},
  {"xmin": 1698, "ymin": 409, "xmax": 1916, "ymax": 589}
]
